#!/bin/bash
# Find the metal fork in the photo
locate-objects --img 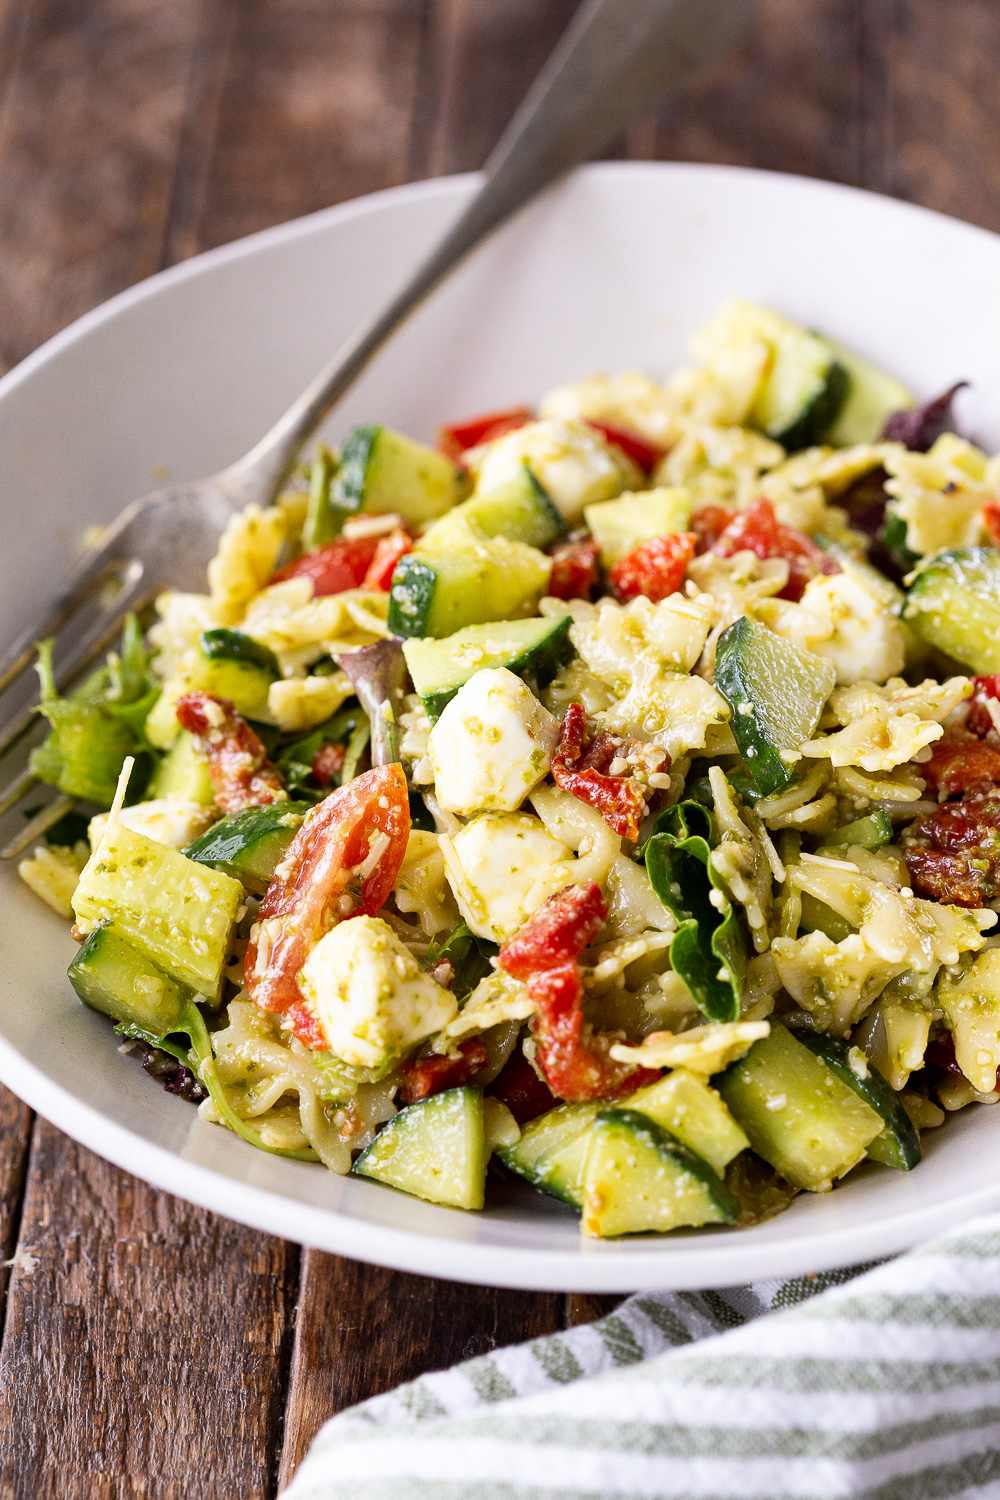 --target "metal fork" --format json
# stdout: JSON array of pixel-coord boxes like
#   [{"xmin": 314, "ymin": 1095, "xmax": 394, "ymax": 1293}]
[{"xmin": 0, "ymin": 0, "xmax": 757, "ymax": 856}]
